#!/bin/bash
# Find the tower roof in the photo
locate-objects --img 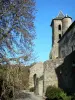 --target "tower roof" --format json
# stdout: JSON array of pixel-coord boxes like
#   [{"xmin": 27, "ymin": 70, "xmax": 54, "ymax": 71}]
[
  {"xmin": 56, "ymin": 11, "xmax": 64, "ymax": 19},
  {"xmin": 51, "ymin": 11, "xmax": 64, "ymax": 26},
  {"xmin": 50, "ymin": 11, "xmax": 72, "ymax": 26},
  {"xmin": 64, "ymin": 14, "xmax": 72, "ymax": 19}
]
